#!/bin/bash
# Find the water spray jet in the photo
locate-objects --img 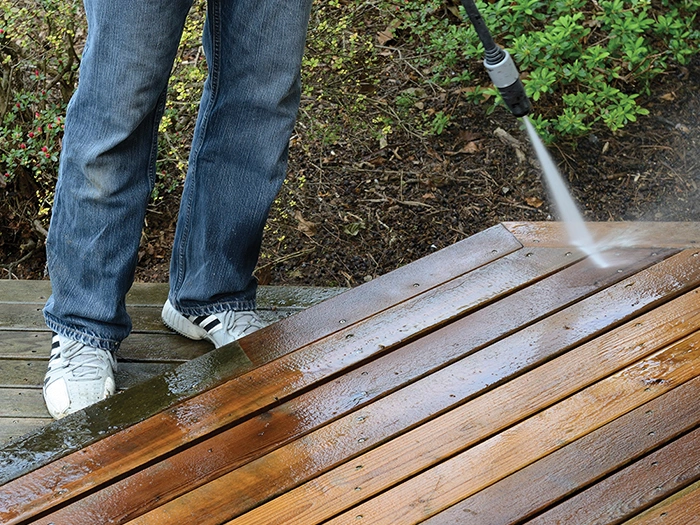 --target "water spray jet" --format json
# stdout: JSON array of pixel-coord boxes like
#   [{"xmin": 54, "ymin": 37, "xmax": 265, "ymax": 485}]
[{"xmin": 460, "ymin": 0, "xmax": 609, "ymax": 267}]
